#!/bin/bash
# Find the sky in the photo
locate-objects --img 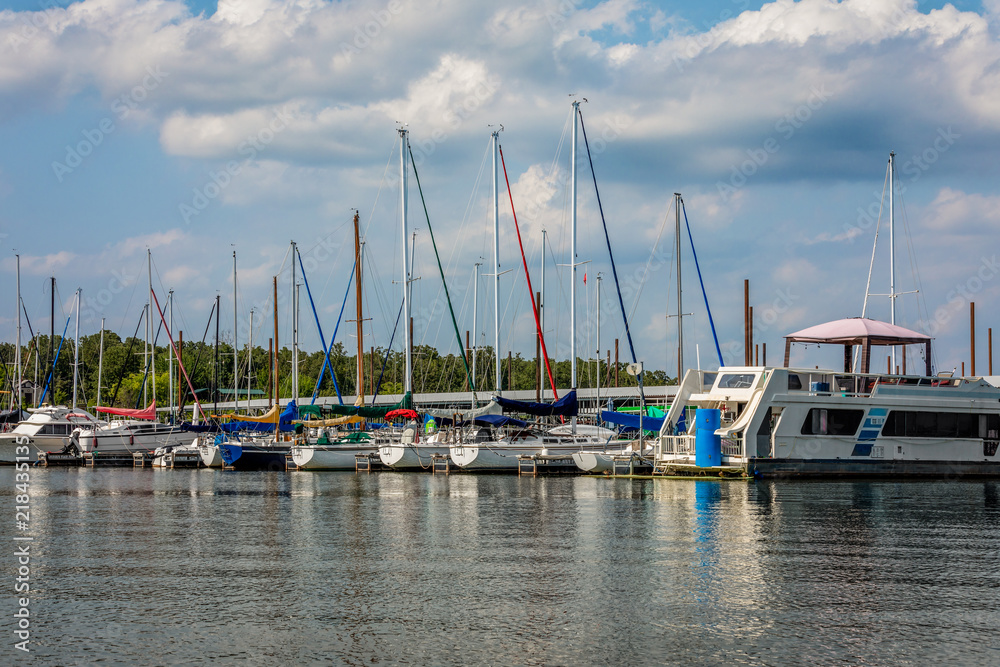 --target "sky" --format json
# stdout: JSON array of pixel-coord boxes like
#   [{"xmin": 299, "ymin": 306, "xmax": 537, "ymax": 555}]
[{"xmin": 1, "ymin": 0, "xmax": 999, "ymax": 383}]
